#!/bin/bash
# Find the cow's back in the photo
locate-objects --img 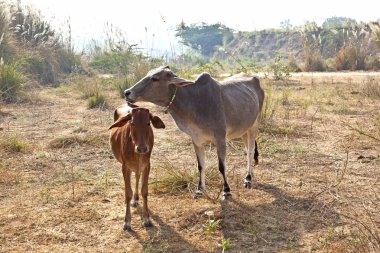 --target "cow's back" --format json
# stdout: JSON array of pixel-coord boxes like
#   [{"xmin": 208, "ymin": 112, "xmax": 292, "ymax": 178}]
[{"xmin": 220, "ymin": 76, "xmax": 264, "ymax": 139}]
